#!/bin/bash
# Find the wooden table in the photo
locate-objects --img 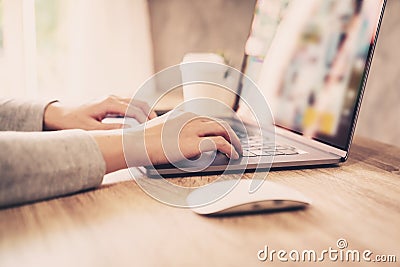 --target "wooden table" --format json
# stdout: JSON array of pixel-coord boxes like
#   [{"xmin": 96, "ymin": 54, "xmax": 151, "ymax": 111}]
[{"xmin": 0, "ymin": 137, "xmax": 399, "ymax": 267}]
